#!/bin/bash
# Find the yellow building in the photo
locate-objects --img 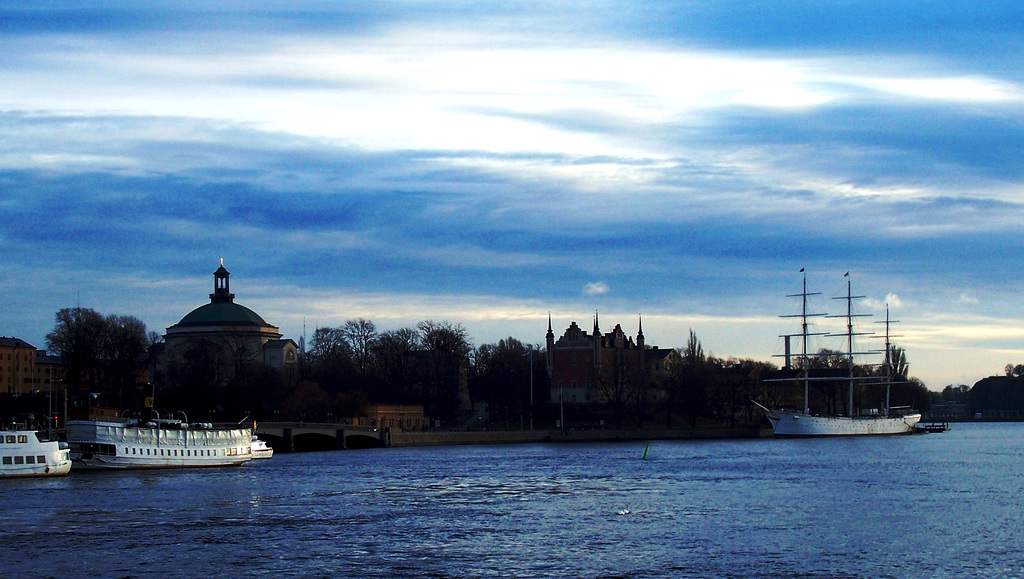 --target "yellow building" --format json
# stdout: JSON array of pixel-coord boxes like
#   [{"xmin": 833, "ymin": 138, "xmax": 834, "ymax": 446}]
[
  {"xmin": 351, "ymin": 404, "xmax": 430, "ymax": 430},
  {"xmin": 1, "ymin": 337, "xmax": 37, "ymax": 396}
]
